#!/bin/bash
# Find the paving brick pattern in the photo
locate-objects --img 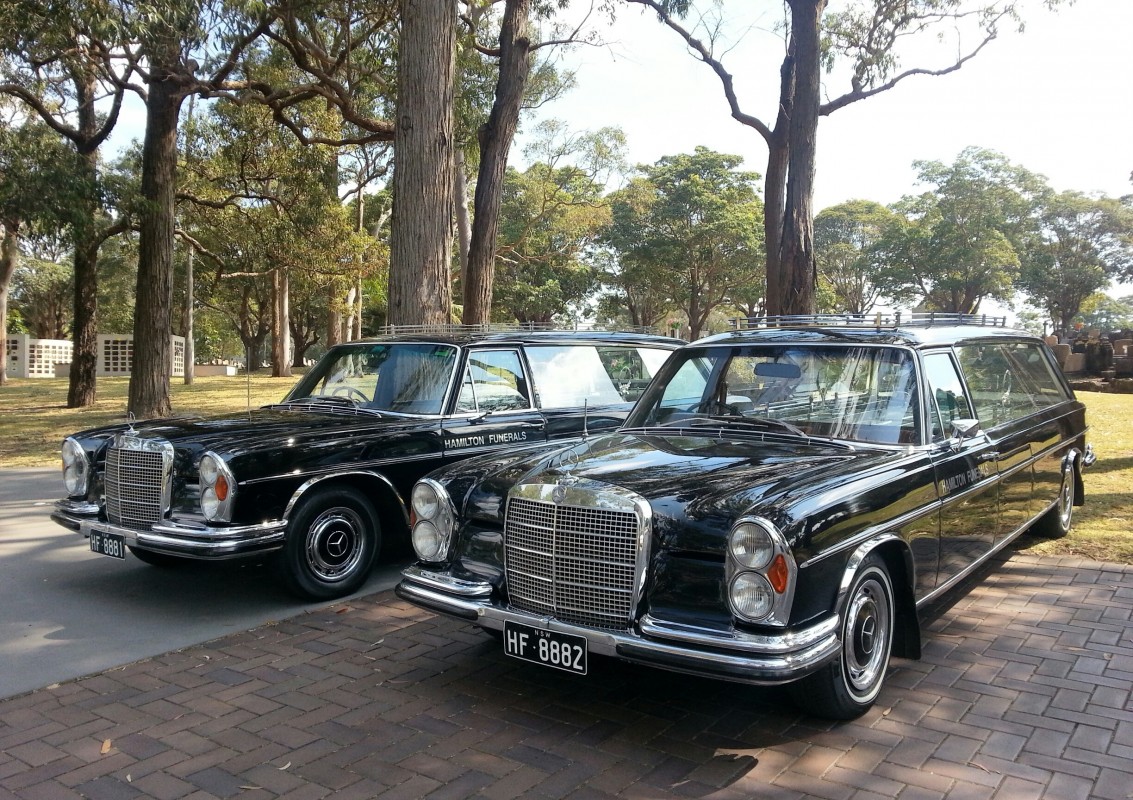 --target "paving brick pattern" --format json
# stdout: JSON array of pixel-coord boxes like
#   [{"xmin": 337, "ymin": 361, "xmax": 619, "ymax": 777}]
[{"xmin": 1, "ymin": 552, "xmax": 1130, "ymax": 799}]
